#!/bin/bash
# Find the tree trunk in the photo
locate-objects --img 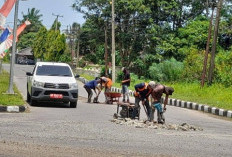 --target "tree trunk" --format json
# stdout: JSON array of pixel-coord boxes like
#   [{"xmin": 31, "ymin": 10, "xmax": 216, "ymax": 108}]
[
  {"xmin": 201, "ymin": 5, "xmax": 215, "ymax": 87},
  {"xmin": 208, "ymin": 0, "xmax": 223, "ymax": 85},
  {"xmin": 104, "ymin": 25, "xmax": 108, "ymax": 76}
]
